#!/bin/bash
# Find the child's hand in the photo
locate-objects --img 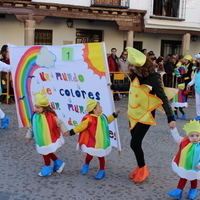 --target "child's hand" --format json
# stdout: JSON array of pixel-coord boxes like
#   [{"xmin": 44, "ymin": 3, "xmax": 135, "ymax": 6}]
[
  {"xmin": 107, "ymin": 82, "xmax": 112, "ymax": 86},
  {"xmin": 115, "ymin": 109, "xmax": 120, "ymax": 115},
  {"xmin": 186, "ymin": 84, "xmax": 190, "ymax": 90},
  {"xmin": 196, "ymin": 164, "xmax": 200, "ymax": 170},
  {"xmin": 169, "ymin": 121, "xmax": 176, "ymax": 129},
  {"xmin": 26, "ymin": 138, "xmax": 31, "ymax": 143},
  {"xmin": 64, "ymin": 131, "xmax": 70, "ymax": 137}
]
